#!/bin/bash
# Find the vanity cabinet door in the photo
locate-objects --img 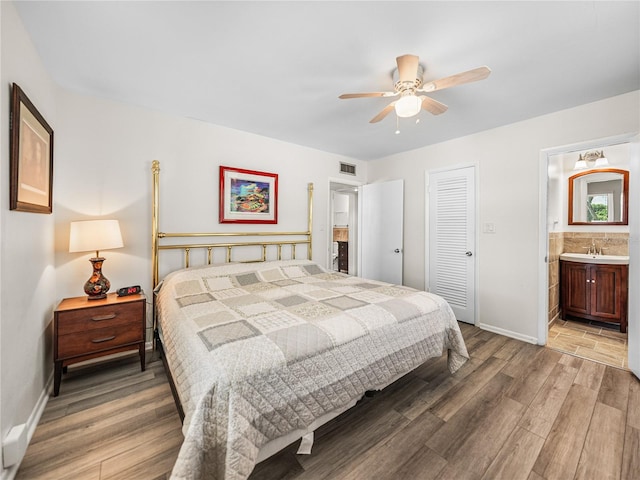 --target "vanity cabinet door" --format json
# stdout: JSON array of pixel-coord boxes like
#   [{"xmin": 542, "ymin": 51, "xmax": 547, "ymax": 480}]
[
  {"xmin": 591, "ymin": 264, "xmax": 627, "ymax": 324},
  {"xmin": 337, "ymin": 241, "xmax": 348, "ymax": 273},
  {"xmin": 561, "ymin": 261, "xmax": 591, "ymax": 316}
]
